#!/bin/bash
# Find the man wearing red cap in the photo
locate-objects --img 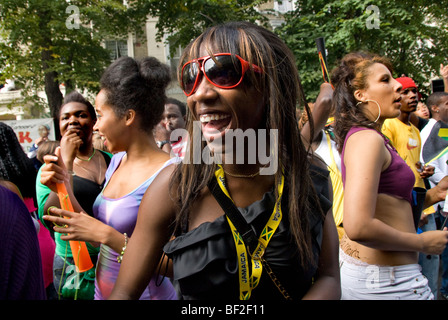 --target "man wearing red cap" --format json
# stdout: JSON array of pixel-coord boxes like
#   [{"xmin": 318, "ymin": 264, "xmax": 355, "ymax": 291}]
[
  {"xmin": 382, "ymin": 76, "xmax": 439, "ymax": 297},
  {"xmin": 382, "ymin": 76, "xmax": 434, "ymax": 187}
]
